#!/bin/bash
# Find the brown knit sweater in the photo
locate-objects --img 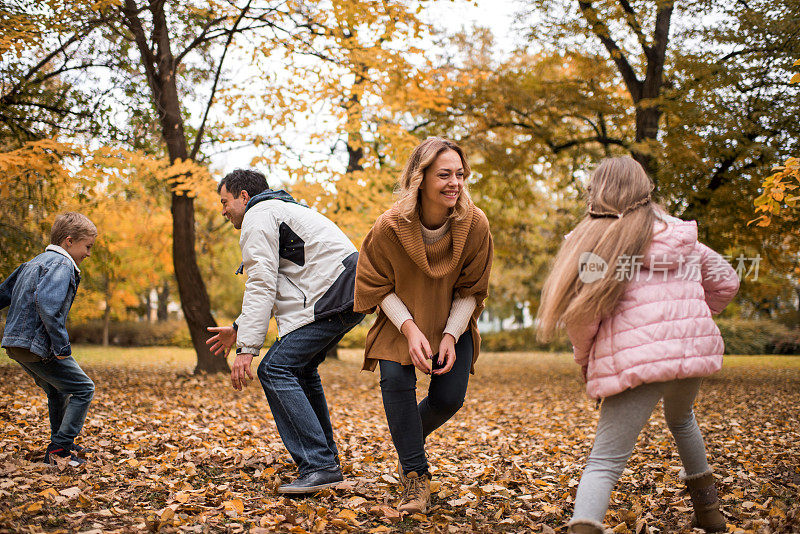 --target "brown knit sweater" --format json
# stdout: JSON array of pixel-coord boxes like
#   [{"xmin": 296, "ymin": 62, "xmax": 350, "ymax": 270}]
[{"xmin": 354, "ymin": 200, "xmax": 493, "ymax": 372}]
